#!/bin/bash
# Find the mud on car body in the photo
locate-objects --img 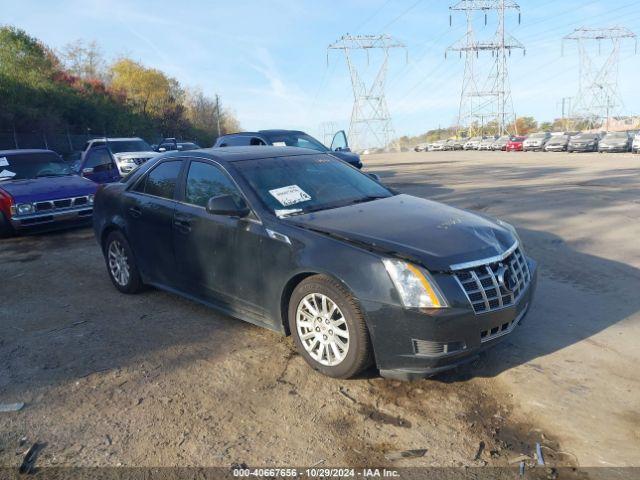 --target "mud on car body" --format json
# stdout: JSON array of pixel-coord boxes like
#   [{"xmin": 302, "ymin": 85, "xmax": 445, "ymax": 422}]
[
  {"xmin": 93, "ymin": 147, "xmax": 537, "ymax": 380},
  {"xmin": 0, "ymin": 149, "xmax": 97, "ymax": 237}
]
